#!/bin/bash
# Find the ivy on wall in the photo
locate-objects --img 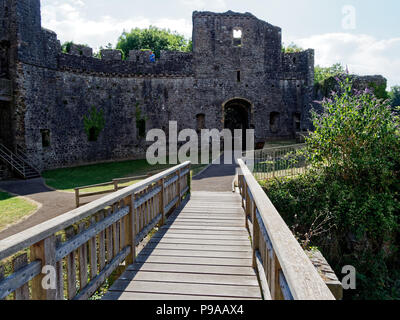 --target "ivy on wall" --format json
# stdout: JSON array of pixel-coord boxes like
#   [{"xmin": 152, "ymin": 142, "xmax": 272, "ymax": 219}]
[{"xmin": 83, "ymin": 106, "xmax": 105, "ymax": 142}]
